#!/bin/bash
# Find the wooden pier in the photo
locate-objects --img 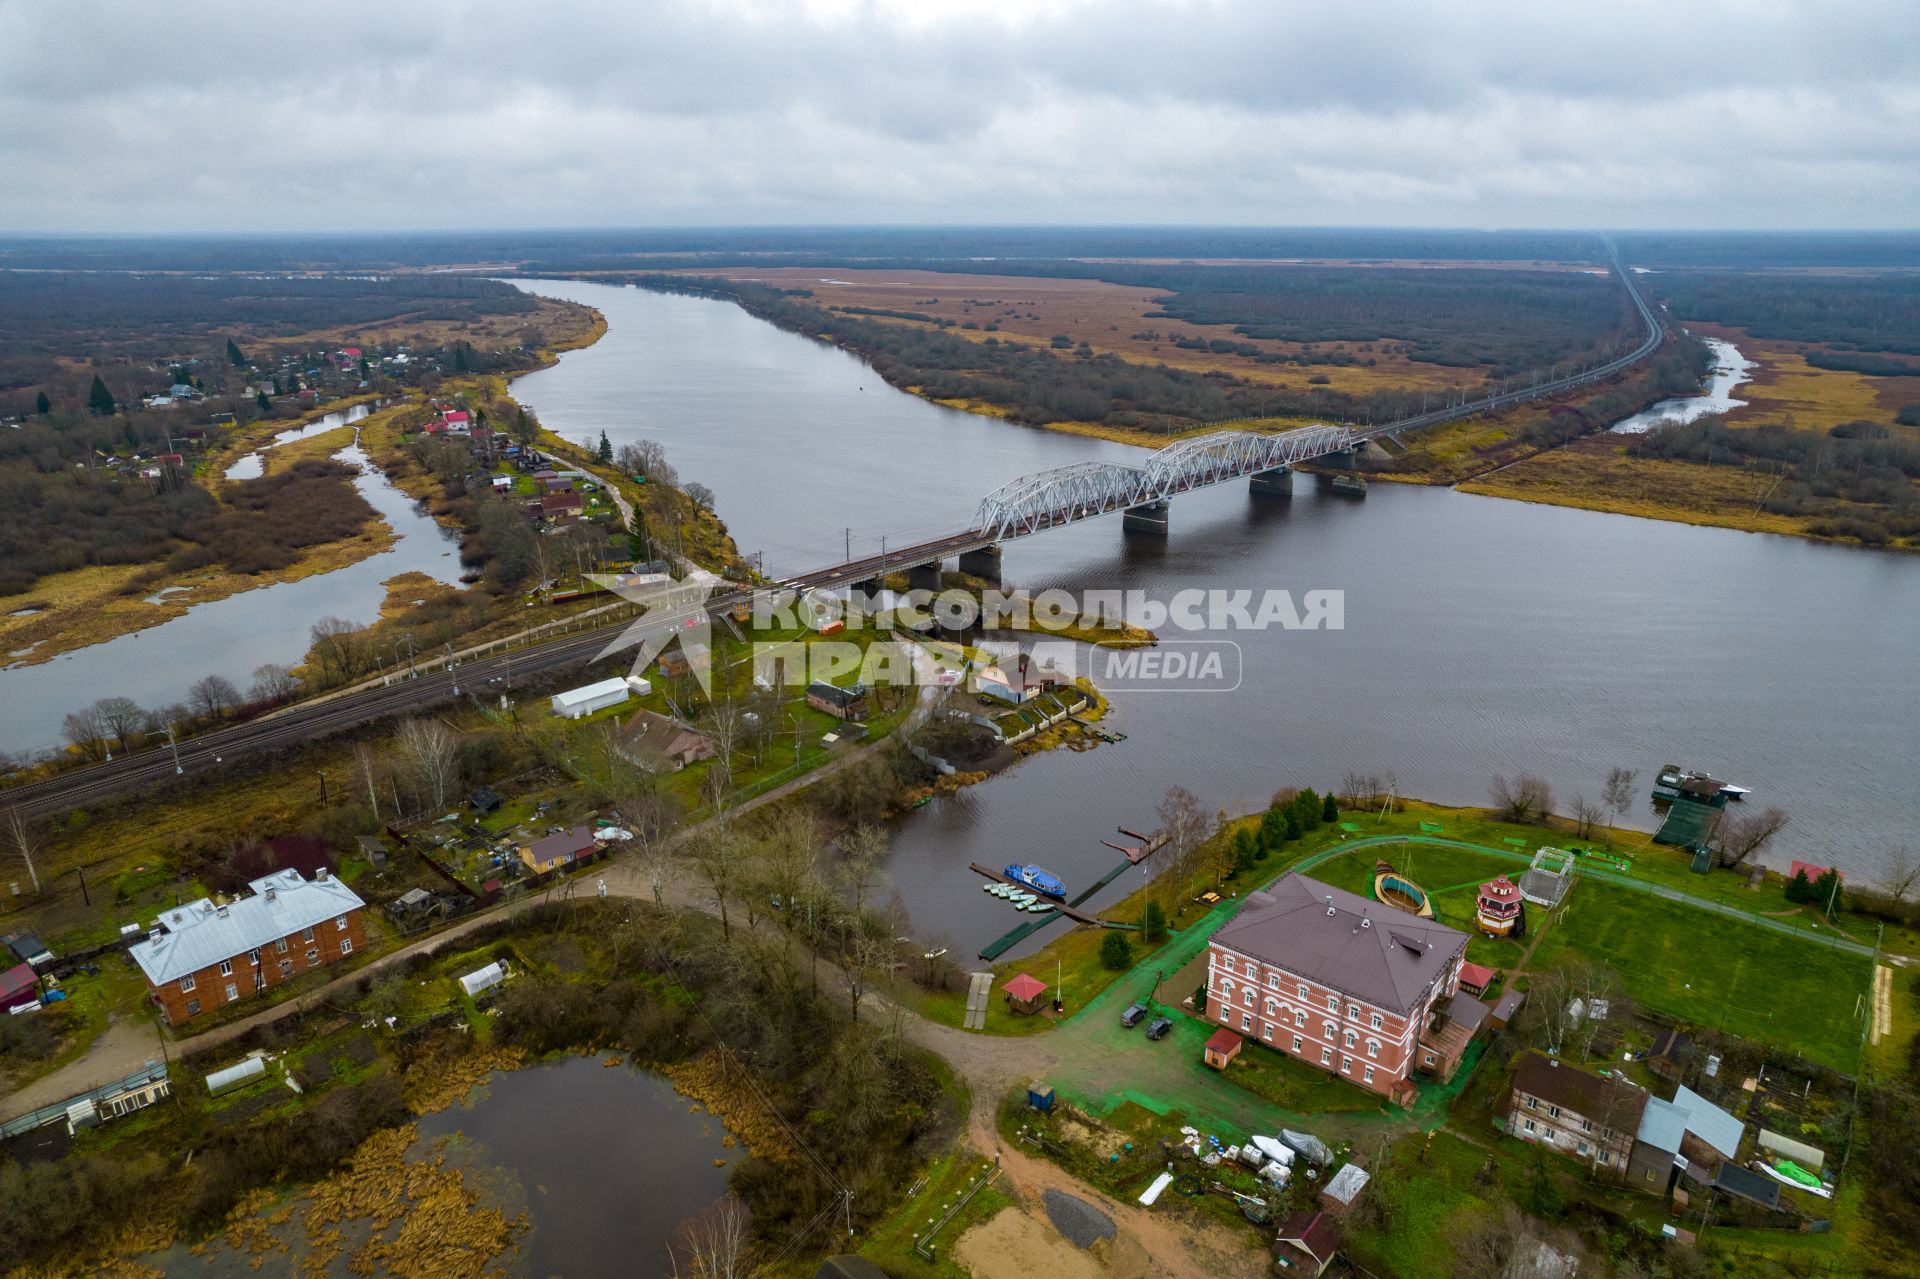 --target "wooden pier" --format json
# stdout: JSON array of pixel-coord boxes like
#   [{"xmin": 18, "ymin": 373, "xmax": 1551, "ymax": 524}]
[
  {"xmin": 1103, "ymin": 826, "xmax": 1169, "ymax": 865},
  {"xmin": 969, "ymin": 864, "xmax": 1105, "ymax": 925}
]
